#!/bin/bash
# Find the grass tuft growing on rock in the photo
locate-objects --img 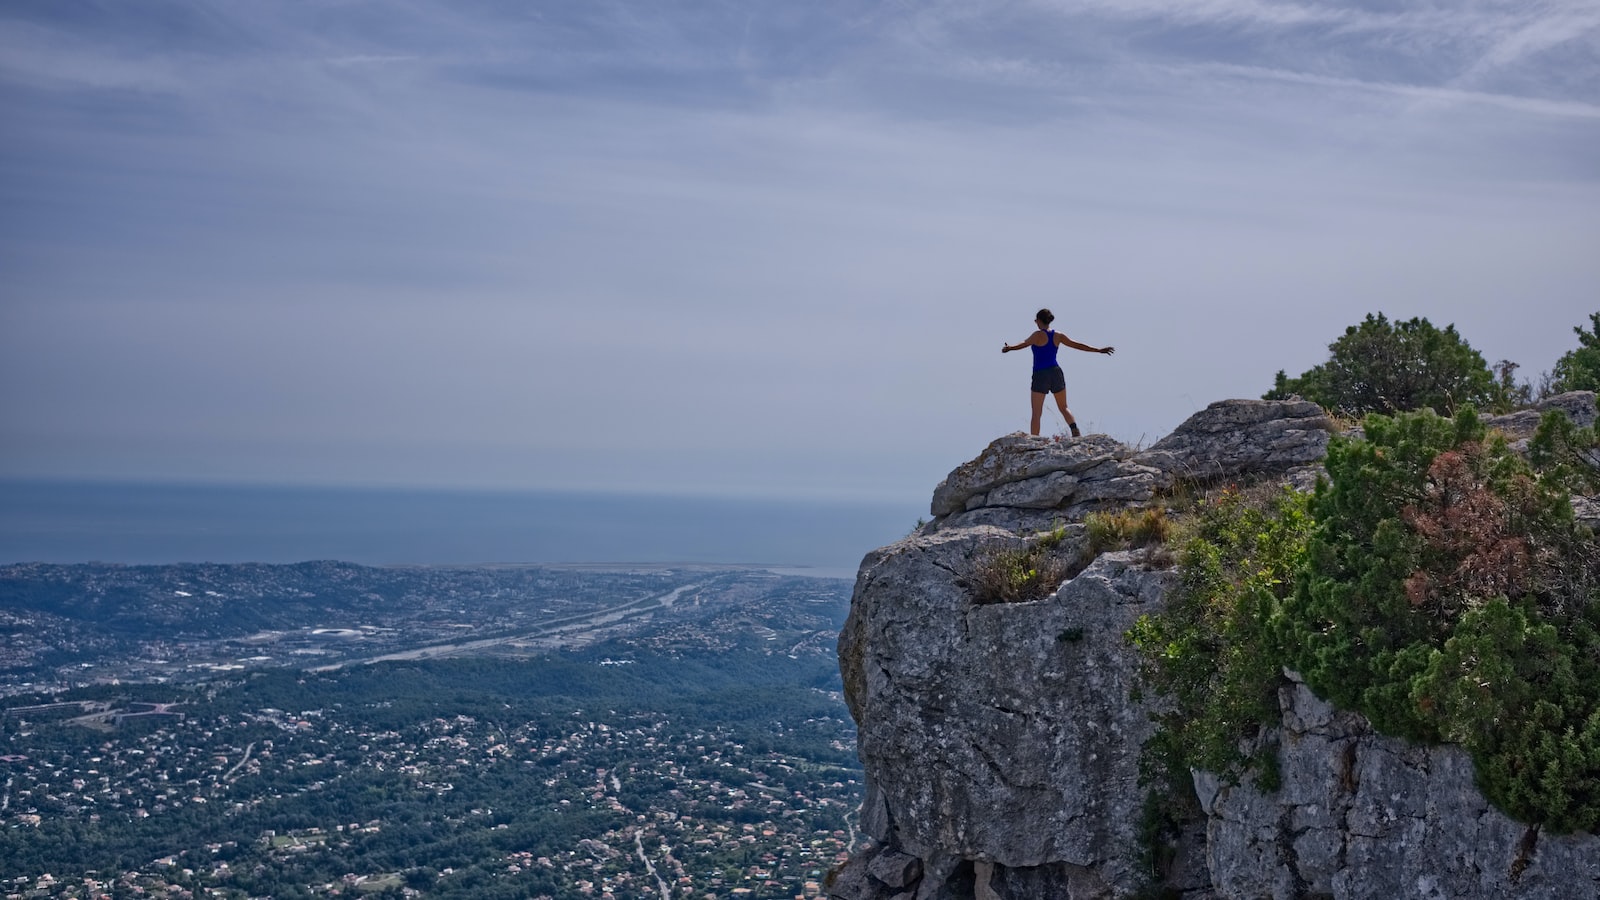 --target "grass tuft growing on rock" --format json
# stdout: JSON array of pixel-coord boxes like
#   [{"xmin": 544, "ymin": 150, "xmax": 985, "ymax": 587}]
[
  {"xmin": 969, "ymin": 526, "xmax": 1075, "ymax": 604},
  {"xmin": 1085, "ymin": 507, "xmax": 1172, "ymax": 555}
]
